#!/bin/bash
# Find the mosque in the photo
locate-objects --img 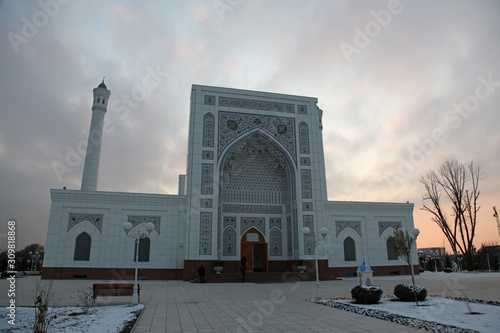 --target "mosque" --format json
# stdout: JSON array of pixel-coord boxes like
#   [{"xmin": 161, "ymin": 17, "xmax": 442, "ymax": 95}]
[{"xmin": 42, "ymin": 82, "xmax": 417, "ymax": 281}]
